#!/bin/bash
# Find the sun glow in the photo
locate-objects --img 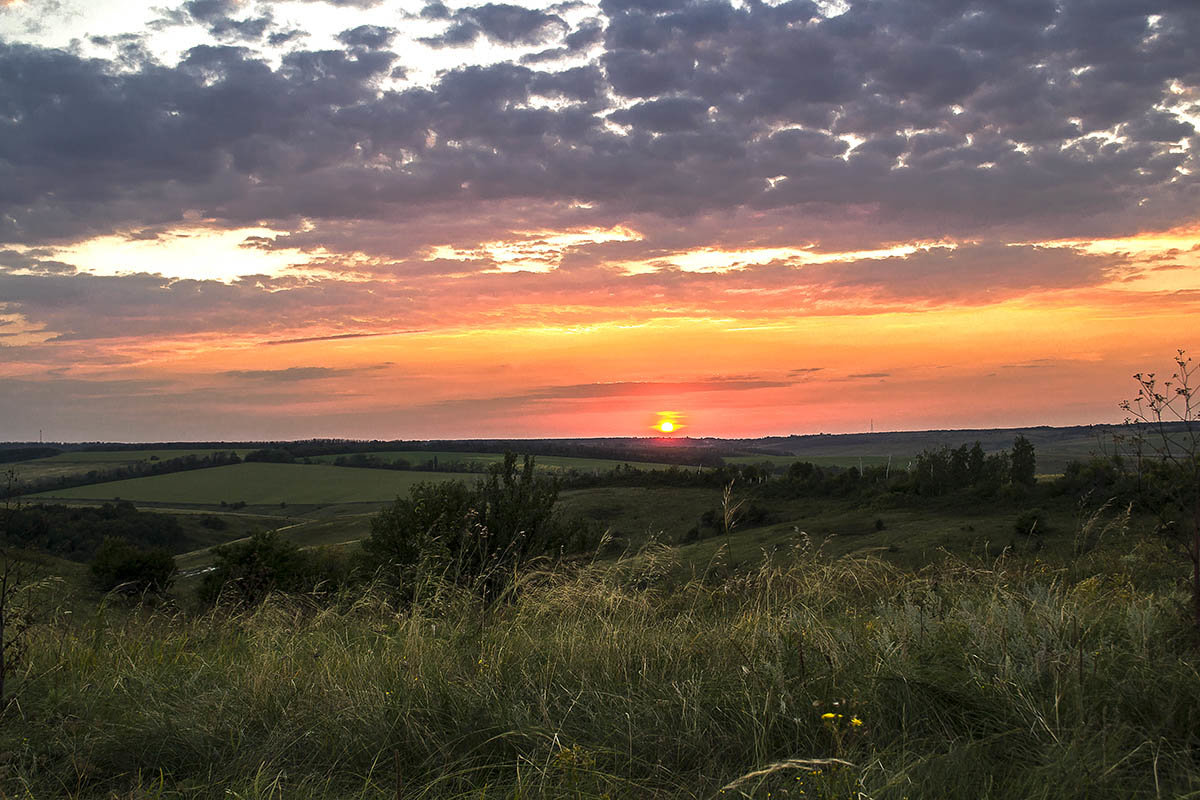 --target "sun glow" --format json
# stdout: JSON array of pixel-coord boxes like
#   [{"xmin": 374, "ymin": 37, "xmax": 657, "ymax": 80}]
[{"xmin": 652, "ymin": 411, "xmax": 685, "ymax": 434}]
